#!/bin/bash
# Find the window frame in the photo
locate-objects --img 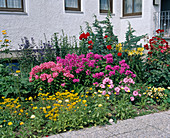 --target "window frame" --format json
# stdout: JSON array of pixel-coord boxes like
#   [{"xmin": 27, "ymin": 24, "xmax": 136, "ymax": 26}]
[
  {"xmin": 100, "ymin": 0, "xmax": 113, "ymax": 13},
  {"xmin": 65, "ymin": 0, "xmax": 81, "ymax": 11},
  {"xmin": 0, "ymin": 0, "xmax": 24, "ymax": 12},
  {"xmin": 123, "ymin": 0, "xmax": 142, "ymax": 16}
]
